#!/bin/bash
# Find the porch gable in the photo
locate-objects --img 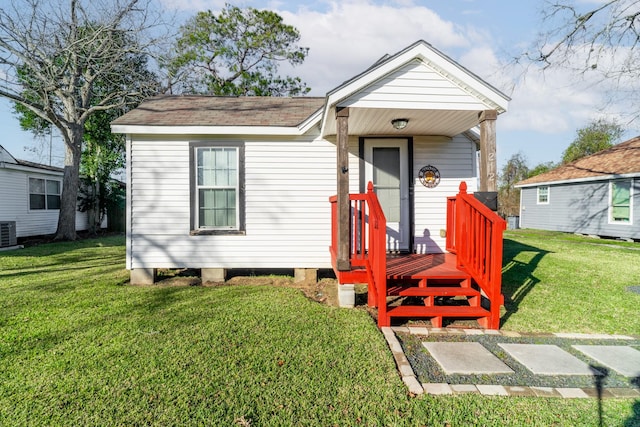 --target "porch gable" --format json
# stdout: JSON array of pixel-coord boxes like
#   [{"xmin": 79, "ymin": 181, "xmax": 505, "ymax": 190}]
[{"xmin": 320, "ymin": 40, "xmax": 509, "ymax": 138}]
